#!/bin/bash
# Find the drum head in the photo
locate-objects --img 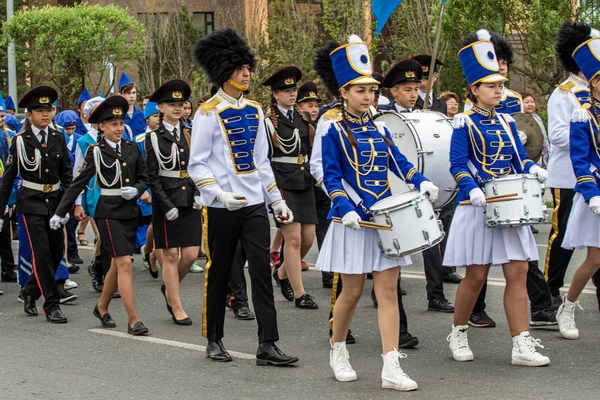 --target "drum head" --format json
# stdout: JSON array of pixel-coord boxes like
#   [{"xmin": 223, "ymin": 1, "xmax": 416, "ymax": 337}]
[{"xmin": 370, "ymin": 190, "xmax": 421, "ymax": 212}]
